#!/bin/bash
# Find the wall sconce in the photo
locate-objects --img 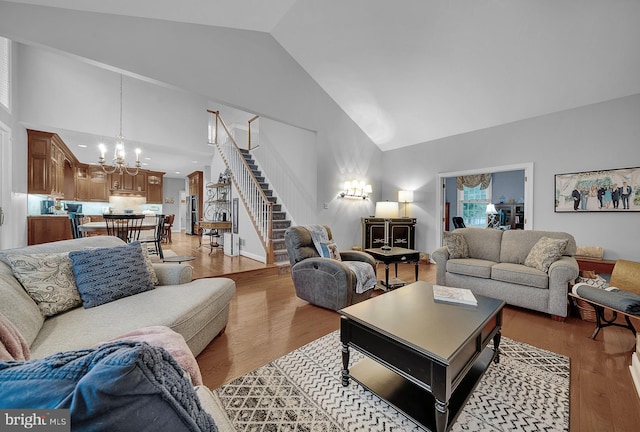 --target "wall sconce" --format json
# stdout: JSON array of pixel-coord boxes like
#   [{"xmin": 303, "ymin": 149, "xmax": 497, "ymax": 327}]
[
  {"xmin": 398, "ymin": 190, "xmax": 414, "ymax": 217},
  {"xmin": 375, "ymin": 201, "xmax": 399, "ymax": 251},
  {"xmin": 486, "ymin": 203, "xmax": 499, "ymax": 228},
  {"xmin": 339, "ymin": 180, "xmax": 372, "ymax": 199}
]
